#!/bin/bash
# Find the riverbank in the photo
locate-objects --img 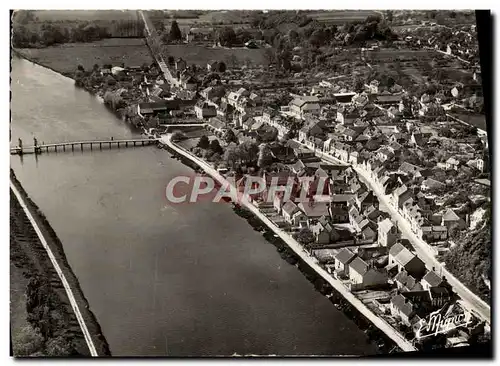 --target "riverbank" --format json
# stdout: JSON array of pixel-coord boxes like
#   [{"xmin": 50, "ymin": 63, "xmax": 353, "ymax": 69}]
[
  {"xmin": 161, "ymin": 134, "xmax": 416, "ymax": 354},
  {"xmin": 13, "ymin": 48, "xmax": 148, "ymax": 130},
  {"xmin": 10, "ymin": 170, "xmax": 111, "ymax": 357}
]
